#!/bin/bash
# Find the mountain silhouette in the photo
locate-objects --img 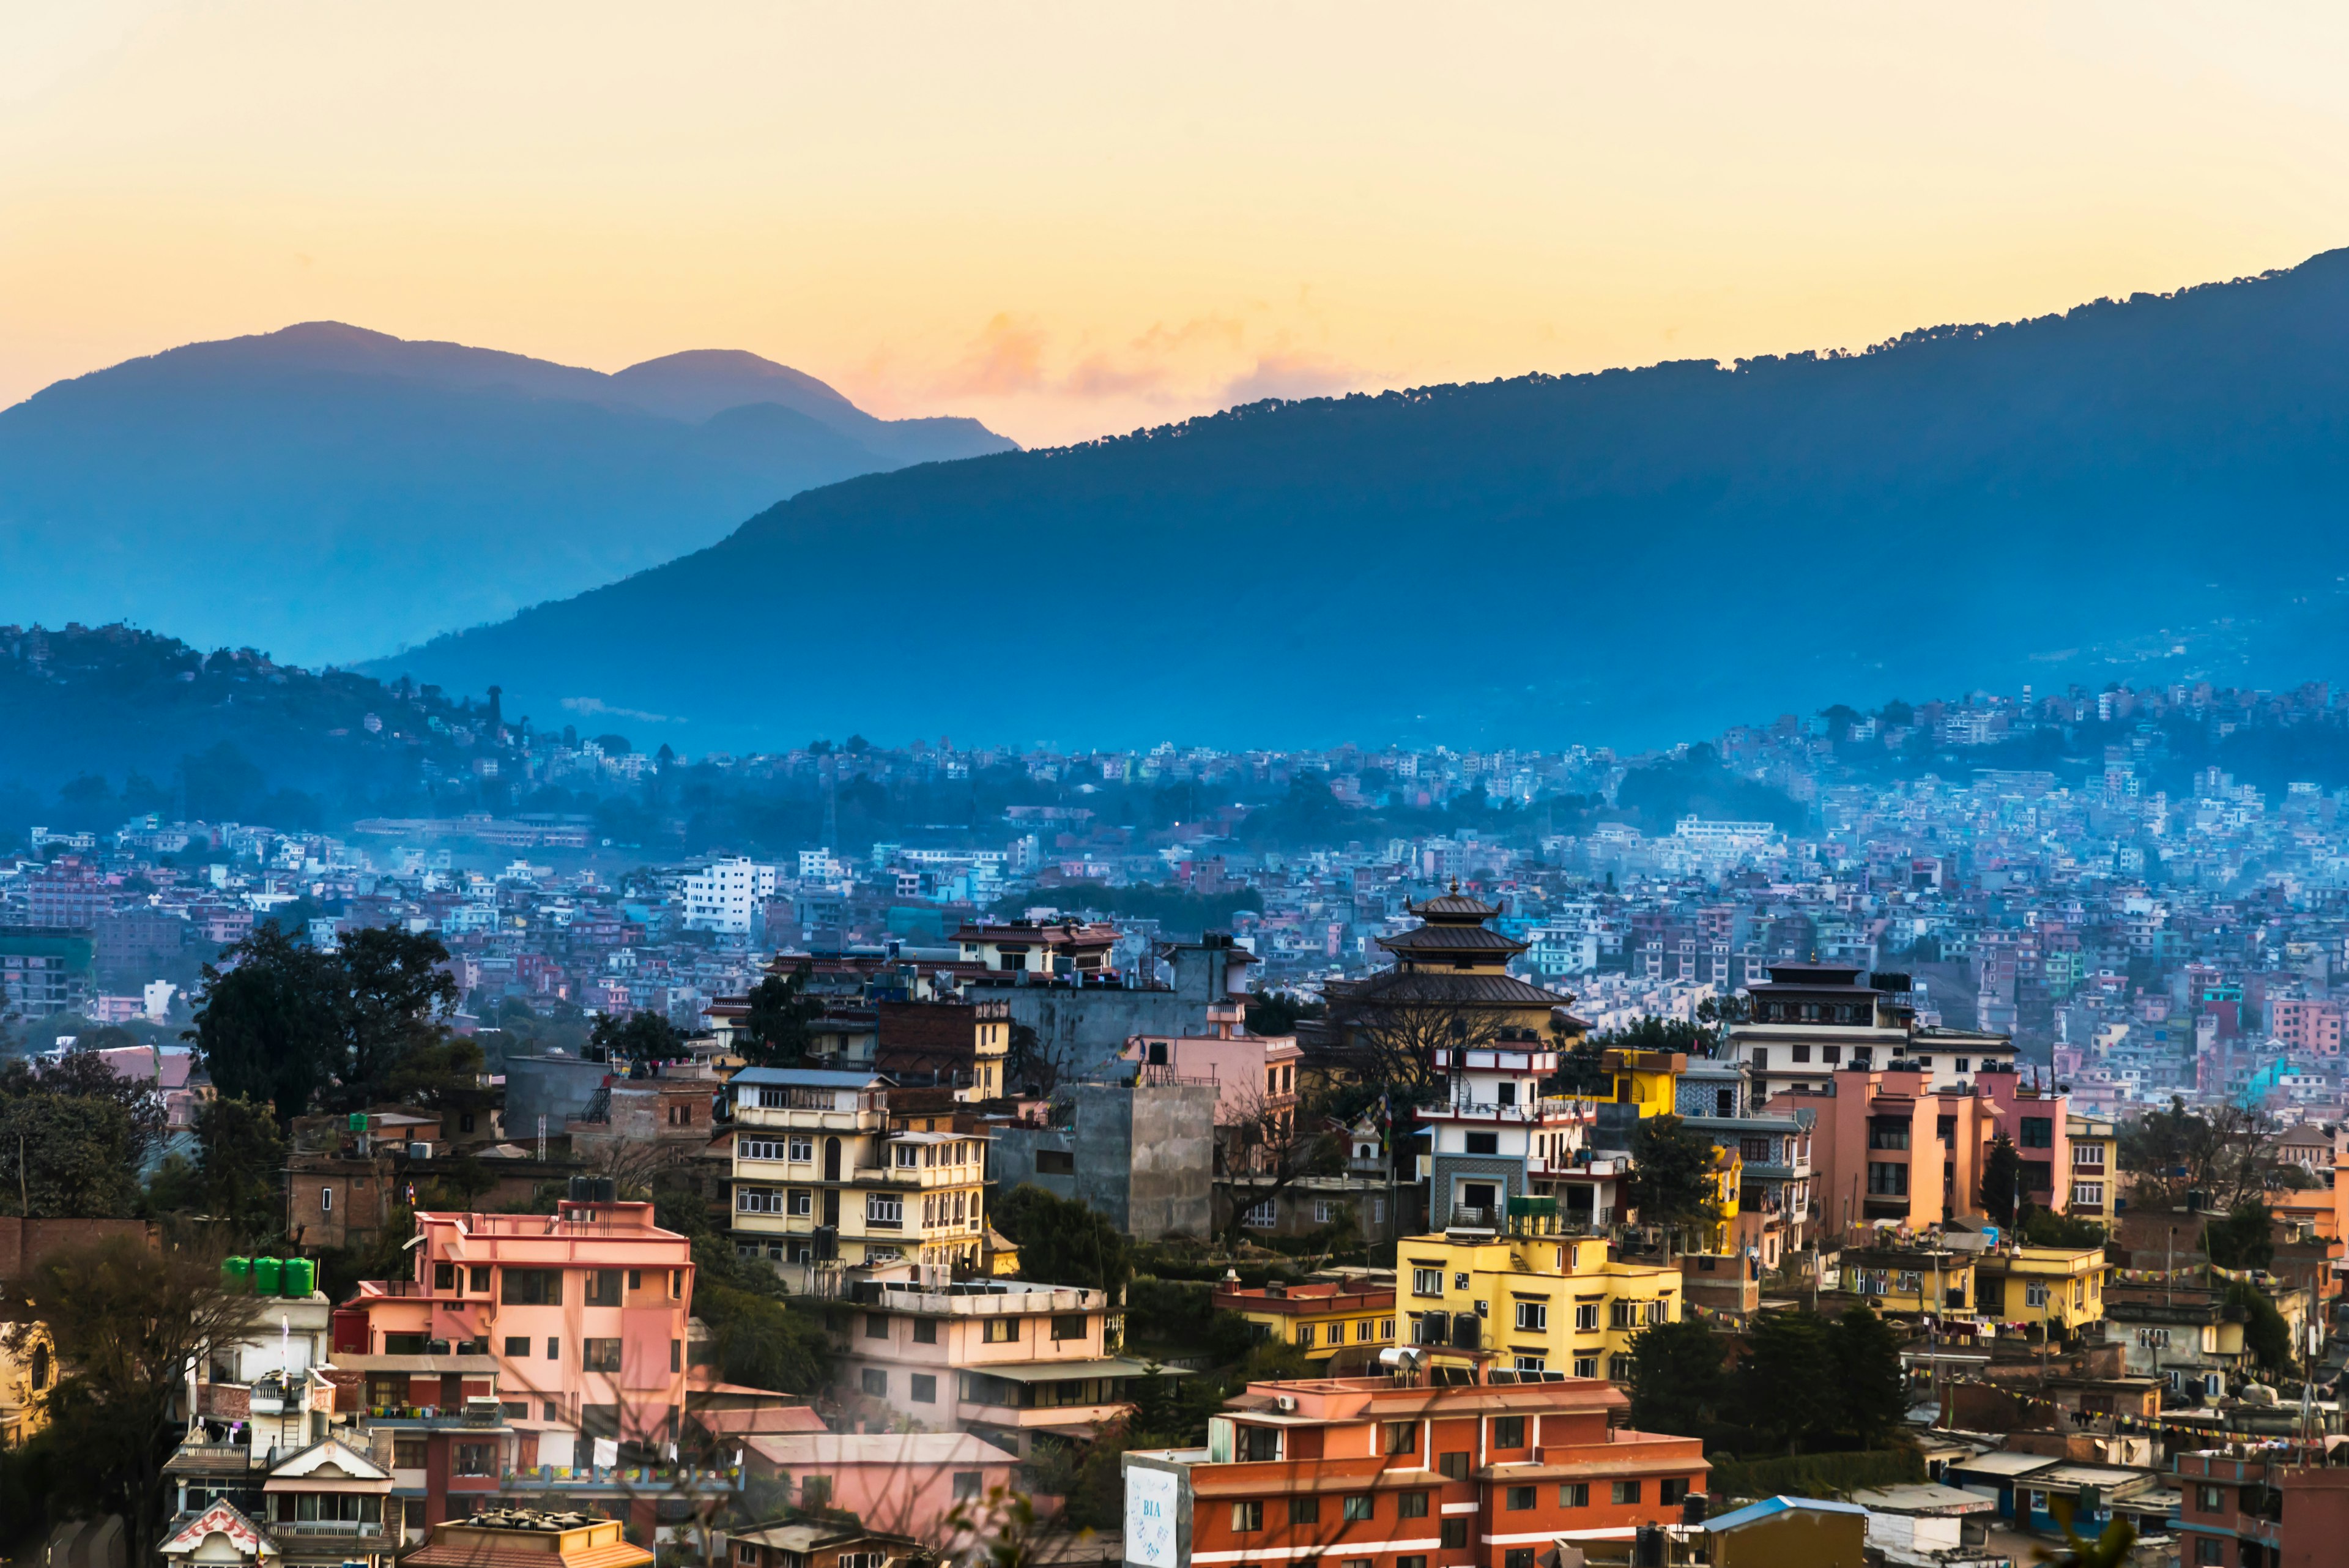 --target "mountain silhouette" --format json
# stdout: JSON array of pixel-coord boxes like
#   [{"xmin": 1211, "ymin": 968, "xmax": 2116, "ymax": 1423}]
[
  {"xmin": 366, "ymin": 248, "xmax": 2349, "ymax": 752},
  {"xmin": 0, "ymin": 323, "xmax": 1014, "ymax": 666}
]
